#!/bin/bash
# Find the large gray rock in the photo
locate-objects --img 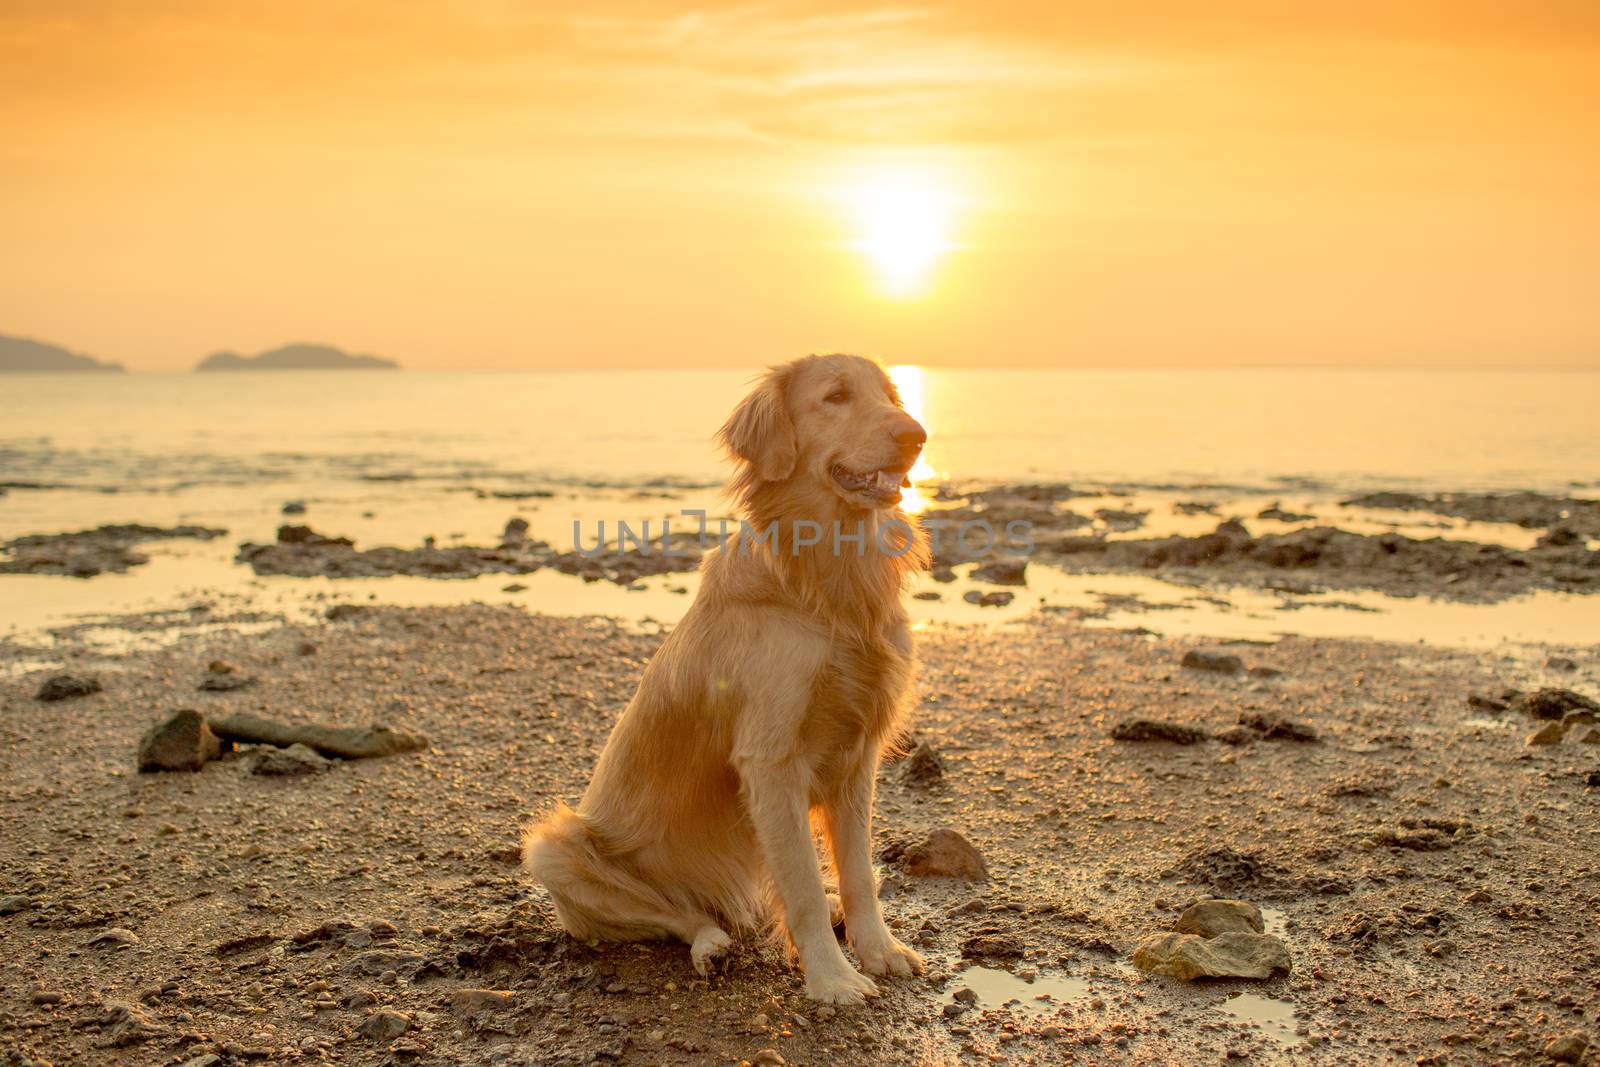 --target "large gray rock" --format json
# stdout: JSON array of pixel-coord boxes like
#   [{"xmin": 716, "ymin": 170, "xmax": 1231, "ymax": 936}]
[
  {"xmin": 137, "ymin": 710, "xmax": 224, "ymax": 772},
  {"xmin": 1175, "ymin": 898, "xmax": 1264, "ymax": 937},
  {"xmin": 1131, "ymin": 931, "xmax": 1290, "ymax": 980}
]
